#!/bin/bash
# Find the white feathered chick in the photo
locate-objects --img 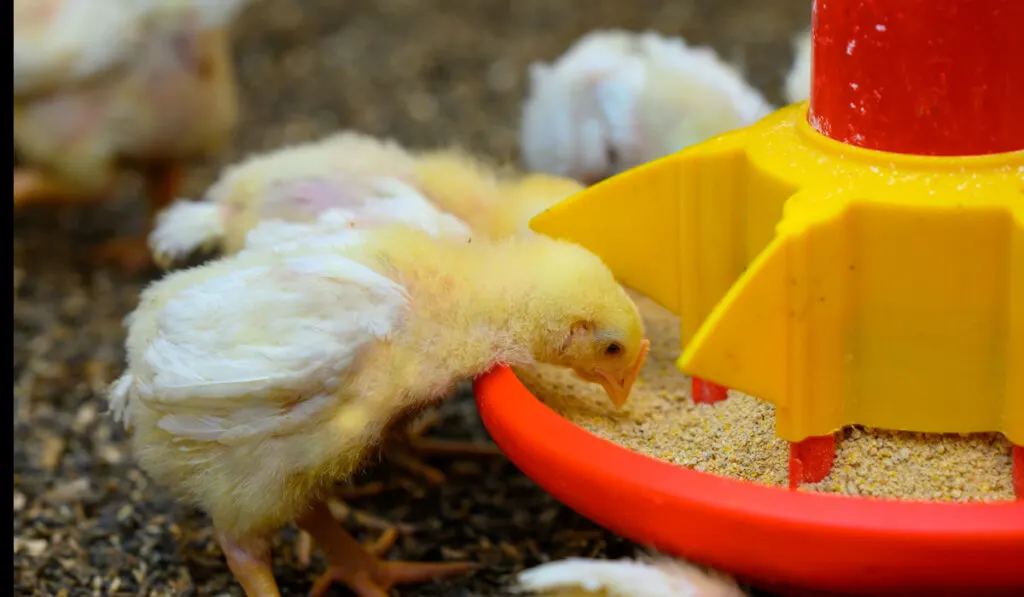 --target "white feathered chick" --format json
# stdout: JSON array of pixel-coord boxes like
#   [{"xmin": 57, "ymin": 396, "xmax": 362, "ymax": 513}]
[
  {"xmin": 783, "ymin": 28, "xmax": 812, "ymax": 105},
  {"xmin": 13, "ymin": 0, "xmax": 250, "ymax": 272},
  {"xmin": 149, "ymin": 131, "xmax": 583, "ymax": 267},
  {"xmin": 516, "ymin": 556, "xmax": 747, "ymax": 597},
  {"xmin": 109, "ymin": 226, "xmax": 650, "ymax": 596},
  {"xmin": 520, "ymin": 29, "xmax": 774, "ymax": 184}
]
